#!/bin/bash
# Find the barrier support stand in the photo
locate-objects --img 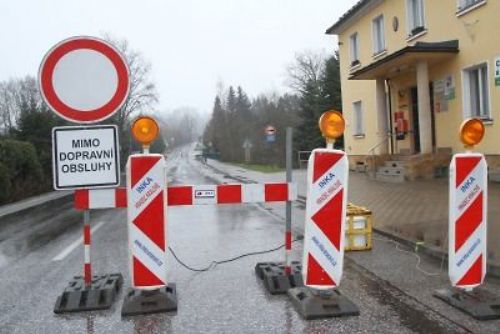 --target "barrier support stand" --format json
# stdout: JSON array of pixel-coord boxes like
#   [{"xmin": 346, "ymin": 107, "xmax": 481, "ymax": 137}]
[
  {"xmin": 434, "ymin": 287, "xmax": 500, "ymax": 320},
  {"xmin": 121, "ymin": 149, "xmax": 177, "ymax": 316},
  {"xmin": 54, "ymin": 210, "xmax": 123, "ymax": 313},
  {"xmin": 433, "ymin": 119, "xmax": 500, "ymax": 320},
  {"xmin": 288, "ymin": 287, "xmax": 359, "ymax": 320},
  {"xmin": 255, "ymin": 127, "xmax": 304, "ymax": 294},
  {"xmin": 288, "ymin": 111, "xmax": 359, "ymax": 319}
]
